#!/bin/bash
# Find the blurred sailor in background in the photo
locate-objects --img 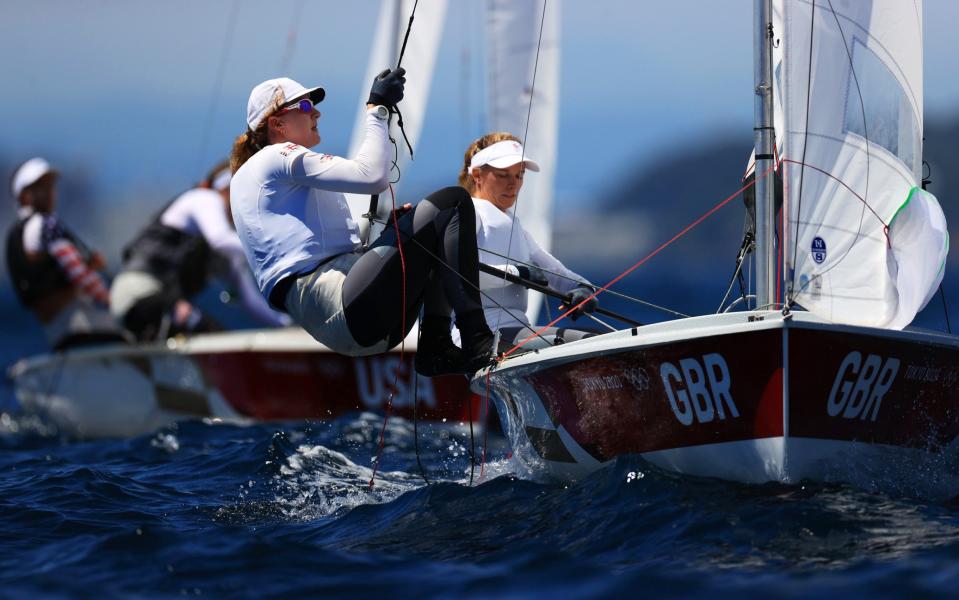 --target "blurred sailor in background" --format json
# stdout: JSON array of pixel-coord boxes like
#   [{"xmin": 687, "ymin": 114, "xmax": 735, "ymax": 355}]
[
  {"xmin": 110, "ymin": 161, "xmax": 289, "ymax": 341},
  {"xmin": 5, "ymin": 158, "xmax": 125, "ymax": 350}
]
